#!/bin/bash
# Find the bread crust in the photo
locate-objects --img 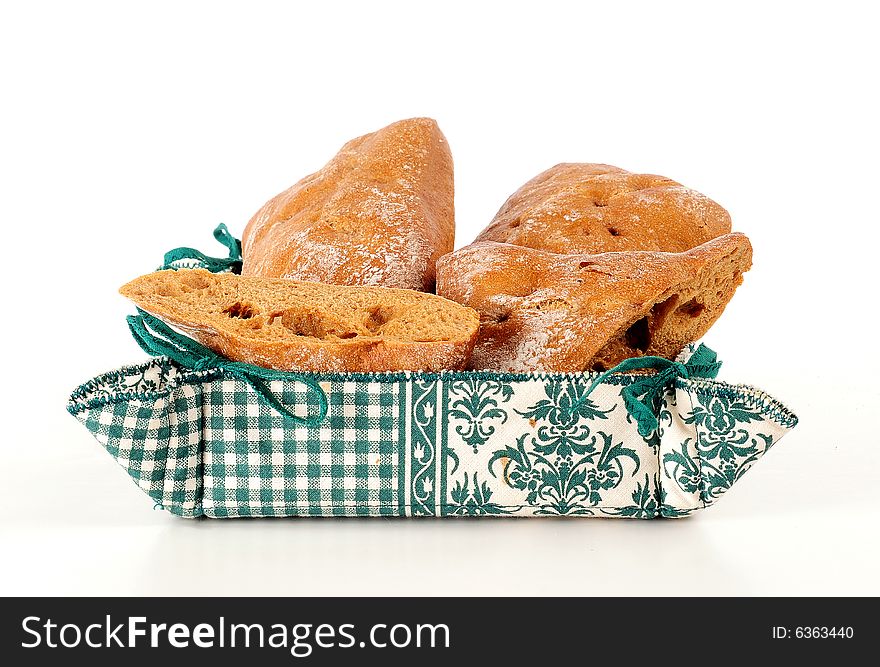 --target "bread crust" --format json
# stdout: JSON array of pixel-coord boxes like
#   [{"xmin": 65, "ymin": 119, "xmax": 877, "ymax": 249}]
[
  {"xmin": 120, "ymin": 270, "xmax": 479, "ymax": 373},
  {"xmin": 242, "ymin": 117, "xmax": 454, "ymax": 291},
  {"xmin": 436, "ymin": 235, "xmax": 752, "ymax": 372},
  {"xmin": 475, "ymin": 163, "xmax": 731, "ymax": 254}
]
